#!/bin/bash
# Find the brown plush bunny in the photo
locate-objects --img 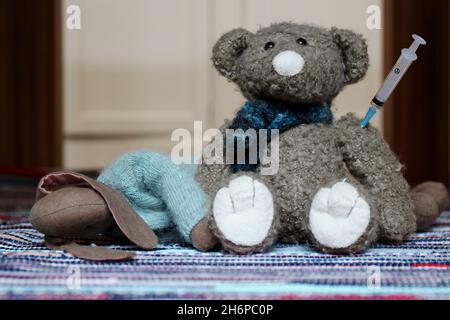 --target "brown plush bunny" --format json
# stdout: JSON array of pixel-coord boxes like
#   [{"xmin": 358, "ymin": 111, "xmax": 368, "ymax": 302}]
[{"xmin": 30, "ymin": 171, "xmax": 158, "ymax": 260}]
